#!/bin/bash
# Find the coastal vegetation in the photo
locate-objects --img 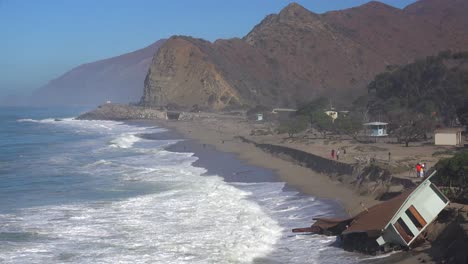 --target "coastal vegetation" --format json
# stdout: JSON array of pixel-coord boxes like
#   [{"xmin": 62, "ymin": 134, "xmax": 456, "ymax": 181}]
[
  {"xmin": 277, "ymin": 115, "xmax": 309, "ymax": 137},
  {"xmin": 365, "ymin": 51, "xmax": 468, "ymax": 124},
  {"xmin": 433, "ymin": 150, "xmax": 468, "ymax": 204},
  {"xmin": 353, "ymin": 51, "xmax": 468, "ymax": 145},
  {"xmin": 298, "ymin": 98, "xmax": 355, "ymax": 137}
]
